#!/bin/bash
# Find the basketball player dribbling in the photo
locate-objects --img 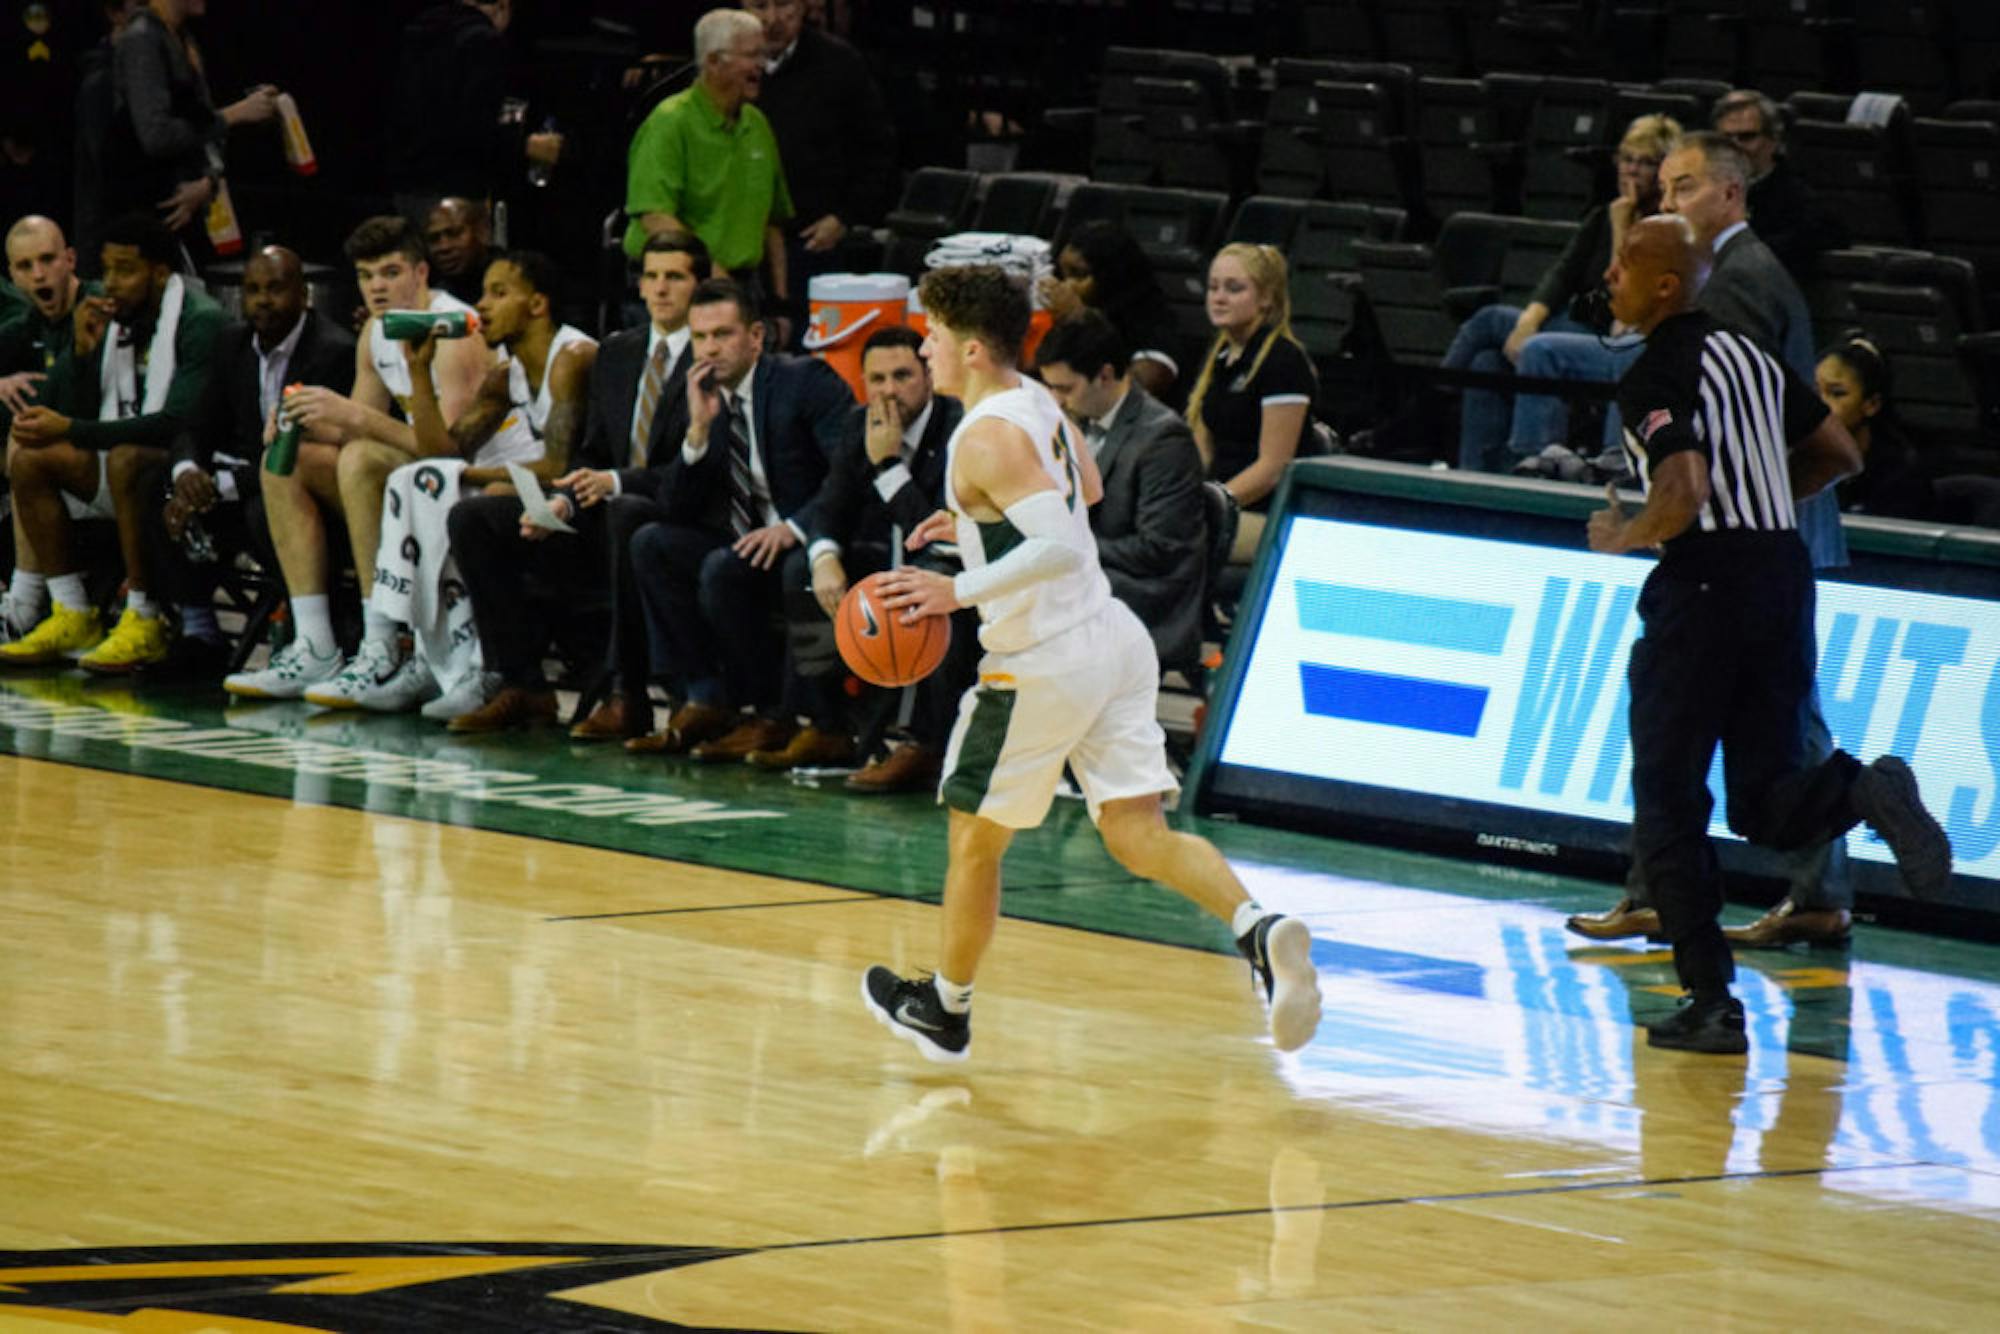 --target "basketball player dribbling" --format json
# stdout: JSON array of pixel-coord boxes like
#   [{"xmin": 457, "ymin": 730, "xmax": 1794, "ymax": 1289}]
[{"xmin": 861, "ymin": 265, "xmax": 1323, "ymax": 1063}]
